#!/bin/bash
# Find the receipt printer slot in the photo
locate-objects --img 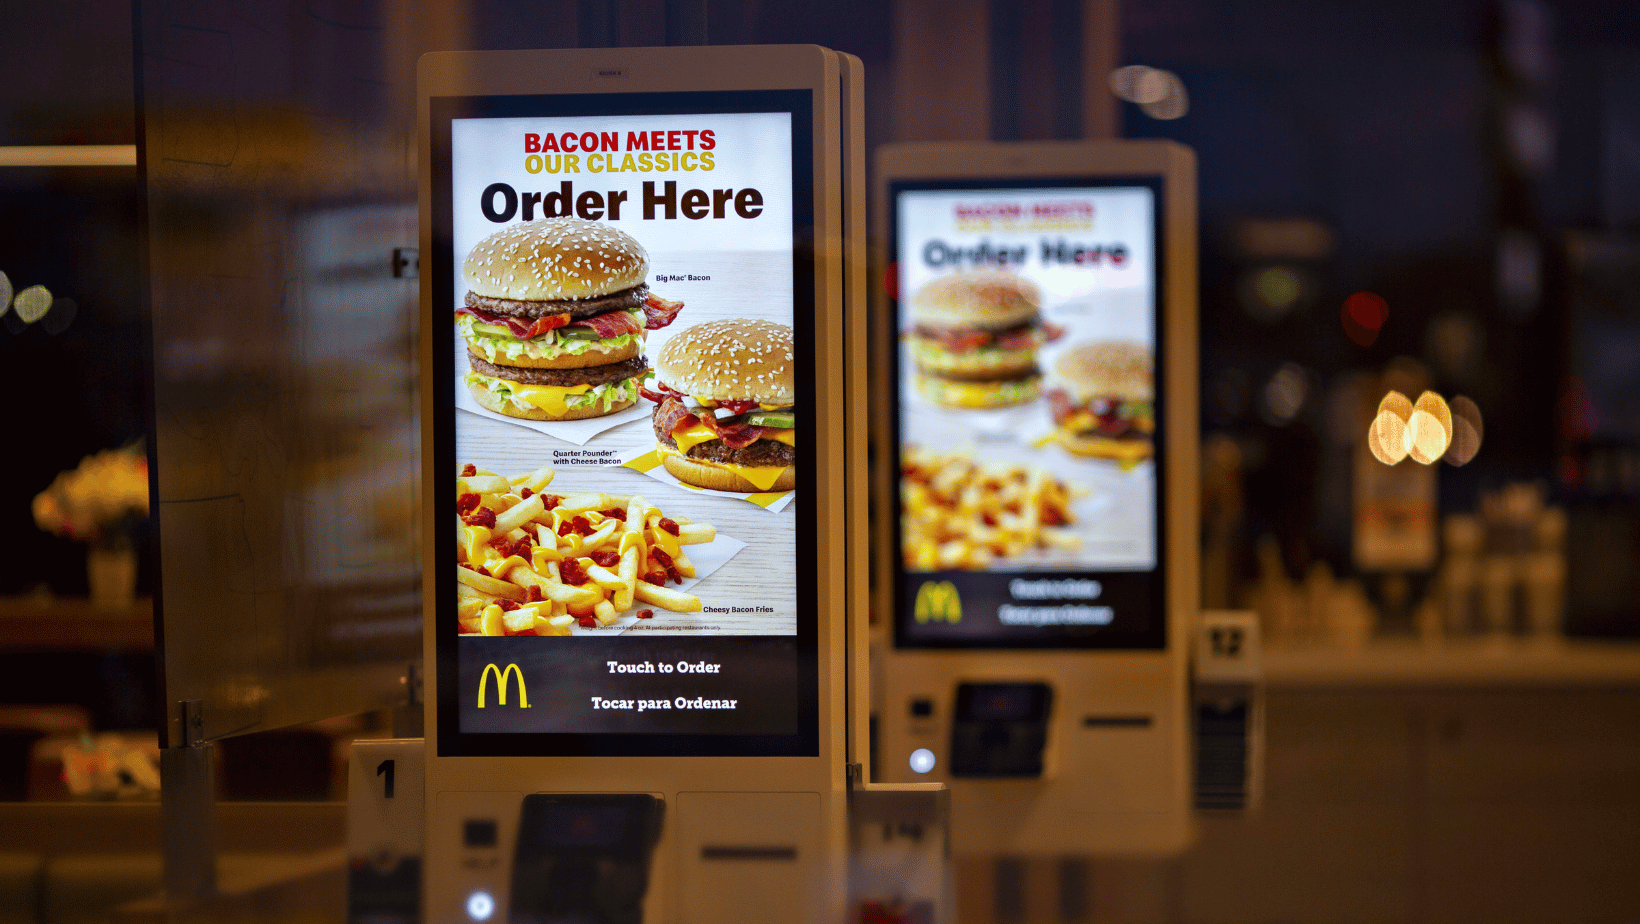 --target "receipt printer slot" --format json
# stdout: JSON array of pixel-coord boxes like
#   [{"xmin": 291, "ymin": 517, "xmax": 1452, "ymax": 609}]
[
  {"xmin": 949, "ymin": 682, "xmax": 1053, "ymax": 778},
  {"xmin": 510, "ymin": 793, "xmax": 664, "ymax": 924}
]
